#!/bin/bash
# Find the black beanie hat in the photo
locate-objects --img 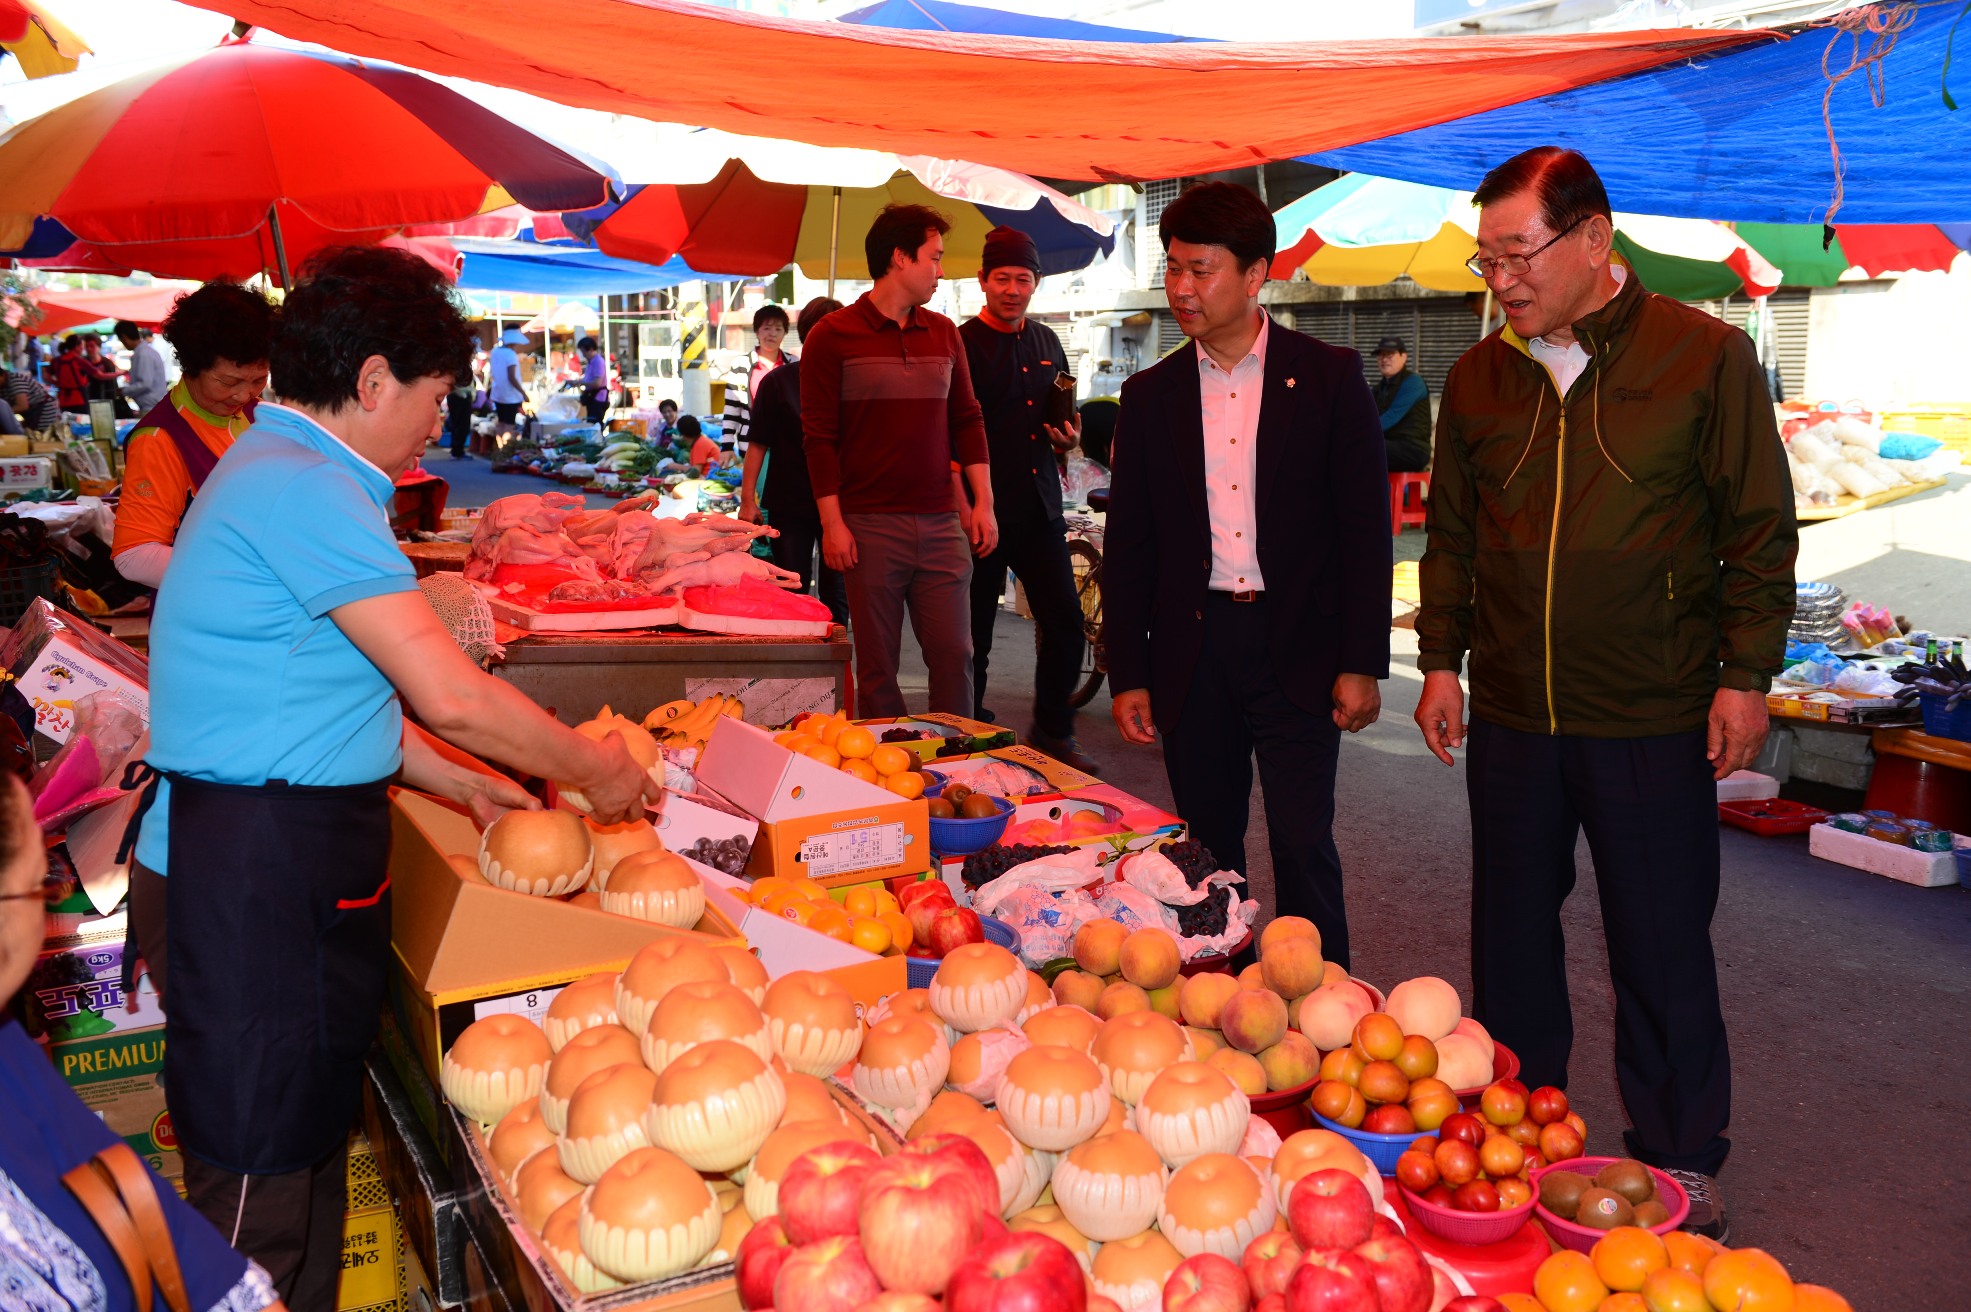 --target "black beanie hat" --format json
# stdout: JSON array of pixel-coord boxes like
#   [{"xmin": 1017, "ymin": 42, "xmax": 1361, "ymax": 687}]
[{"xmin": 981, "ymin": 225, "xmax": 1042, "ymax": 275}]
